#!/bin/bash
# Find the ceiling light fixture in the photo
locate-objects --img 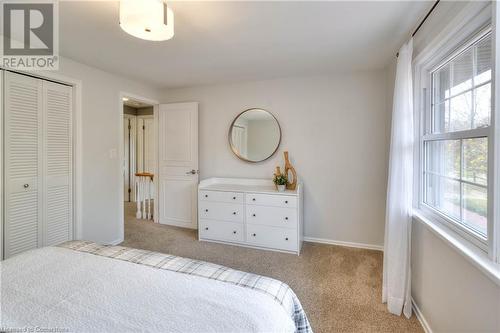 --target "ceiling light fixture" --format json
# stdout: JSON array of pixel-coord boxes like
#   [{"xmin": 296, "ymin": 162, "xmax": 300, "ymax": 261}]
[{"xmin": 119, "ymin": 0, "xmax": 174, "ymax": 41}]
